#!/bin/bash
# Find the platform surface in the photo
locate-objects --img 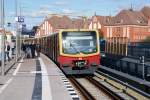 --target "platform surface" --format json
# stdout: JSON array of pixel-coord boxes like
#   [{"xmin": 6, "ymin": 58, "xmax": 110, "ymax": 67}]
[{"xmin": 0, "ymin": 54, "xmax": 77, "ymax": 100}]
